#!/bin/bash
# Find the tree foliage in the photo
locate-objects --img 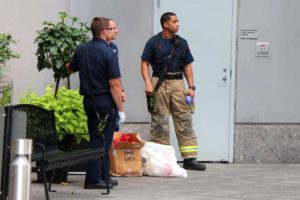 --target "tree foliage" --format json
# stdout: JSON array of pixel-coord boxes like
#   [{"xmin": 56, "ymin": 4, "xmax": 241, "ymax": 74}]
[
  {"xmin": 0, "ymin": 33, "xmax": 20, "ymax": 76},
  {"xmin": 35, "ymin": 12, "xmax": 89, "ymax": 82}
]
